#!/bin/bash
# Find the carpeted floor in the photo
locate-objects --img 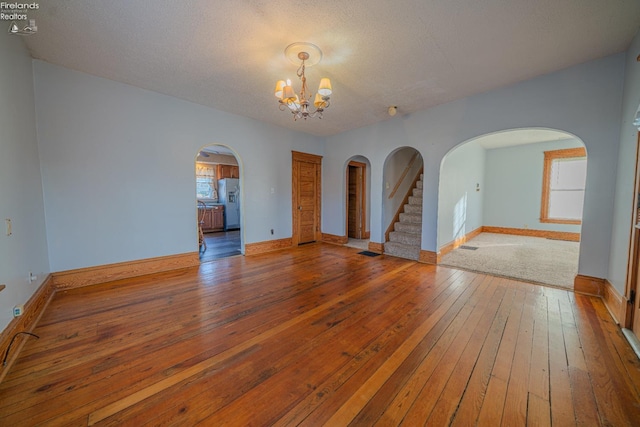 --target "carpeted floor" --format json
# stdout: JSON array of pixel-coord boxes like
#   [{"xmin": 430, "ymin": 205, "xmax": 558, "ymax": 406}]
[
  {"xmin": 344, "ymin": 238, "xmax": 369, "ymax": 250},
  {"xmin": 439, "ymin": 232, "xmax": 579, "ymax": 289}
]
